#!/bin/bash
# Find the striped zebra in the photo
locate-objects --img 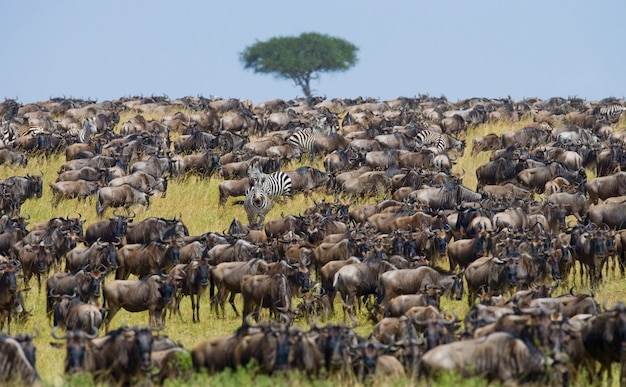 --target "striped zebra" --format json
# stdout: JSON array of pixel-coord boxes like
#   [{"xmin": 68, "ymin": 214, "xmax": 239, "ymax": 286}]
[
  {"xmin": 598, "ymin": 103, "xmax": 625, "ymax": 122},
  {"xmin": 287, "ymin": 128, "xmax": 319, "ymax": 159},
  {"xmin": 415, "ymin": 130, "xmax": 465, "ymax": 154},
  {"xmin": 243, "ymin": 185, "xmax": 272, "ymax": 228},
  {"xmin": 415, "ymin": 130, "xmax": 447, "ymax": 154},
  {"xmin": 247, "ymin": 164, "xmax": 292, "ymax": 198}
]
